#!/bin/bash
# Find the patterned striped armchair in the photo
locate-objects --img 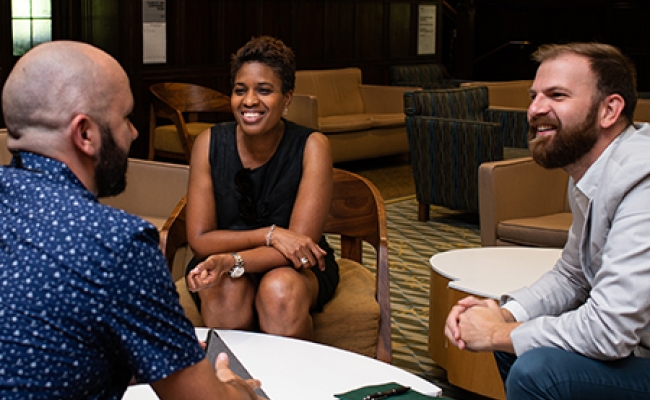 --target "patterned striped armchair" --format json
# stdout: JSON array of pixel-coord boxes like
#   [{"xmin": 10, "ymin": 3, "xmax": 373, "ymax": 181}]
[{"xmin": 404, "ymin": 86, "xmax": 528, "ymax": 219}]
